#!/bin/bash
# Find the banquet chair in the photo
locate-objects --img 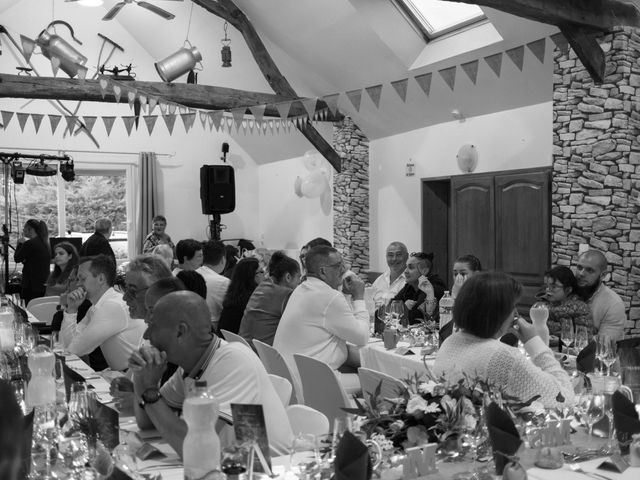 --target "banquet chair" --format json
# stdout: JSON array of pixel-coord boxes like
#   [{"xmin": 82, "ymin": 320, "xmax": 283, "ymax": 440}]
[
  {"xmin": 26, "ymin": 296, "xmax": 60, "ymax": 309},
  {"xmin": 253, "ymin": 339, "xmax": 303, "ymax": 404},
  {"xmin": 268, "ymin": 374, "xmax": 292, "ymax": 407},
  {"xmin": 219, "ymin": 329, "xmax": 252, "ymax": 349},
  {"xmin": 27, "ymin": 300, "xmax": 59, "ymax": 325},
  {"xmin": 358, "ymin": 367, "xmax": 407, "ymax": 411},
  {"xmin": 286, "ymin": 404, "xmax": 330, "ymax": 437},
  {"xmin": 293, "ymin": 354, "xmax": 356, "ymax": 429}
]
